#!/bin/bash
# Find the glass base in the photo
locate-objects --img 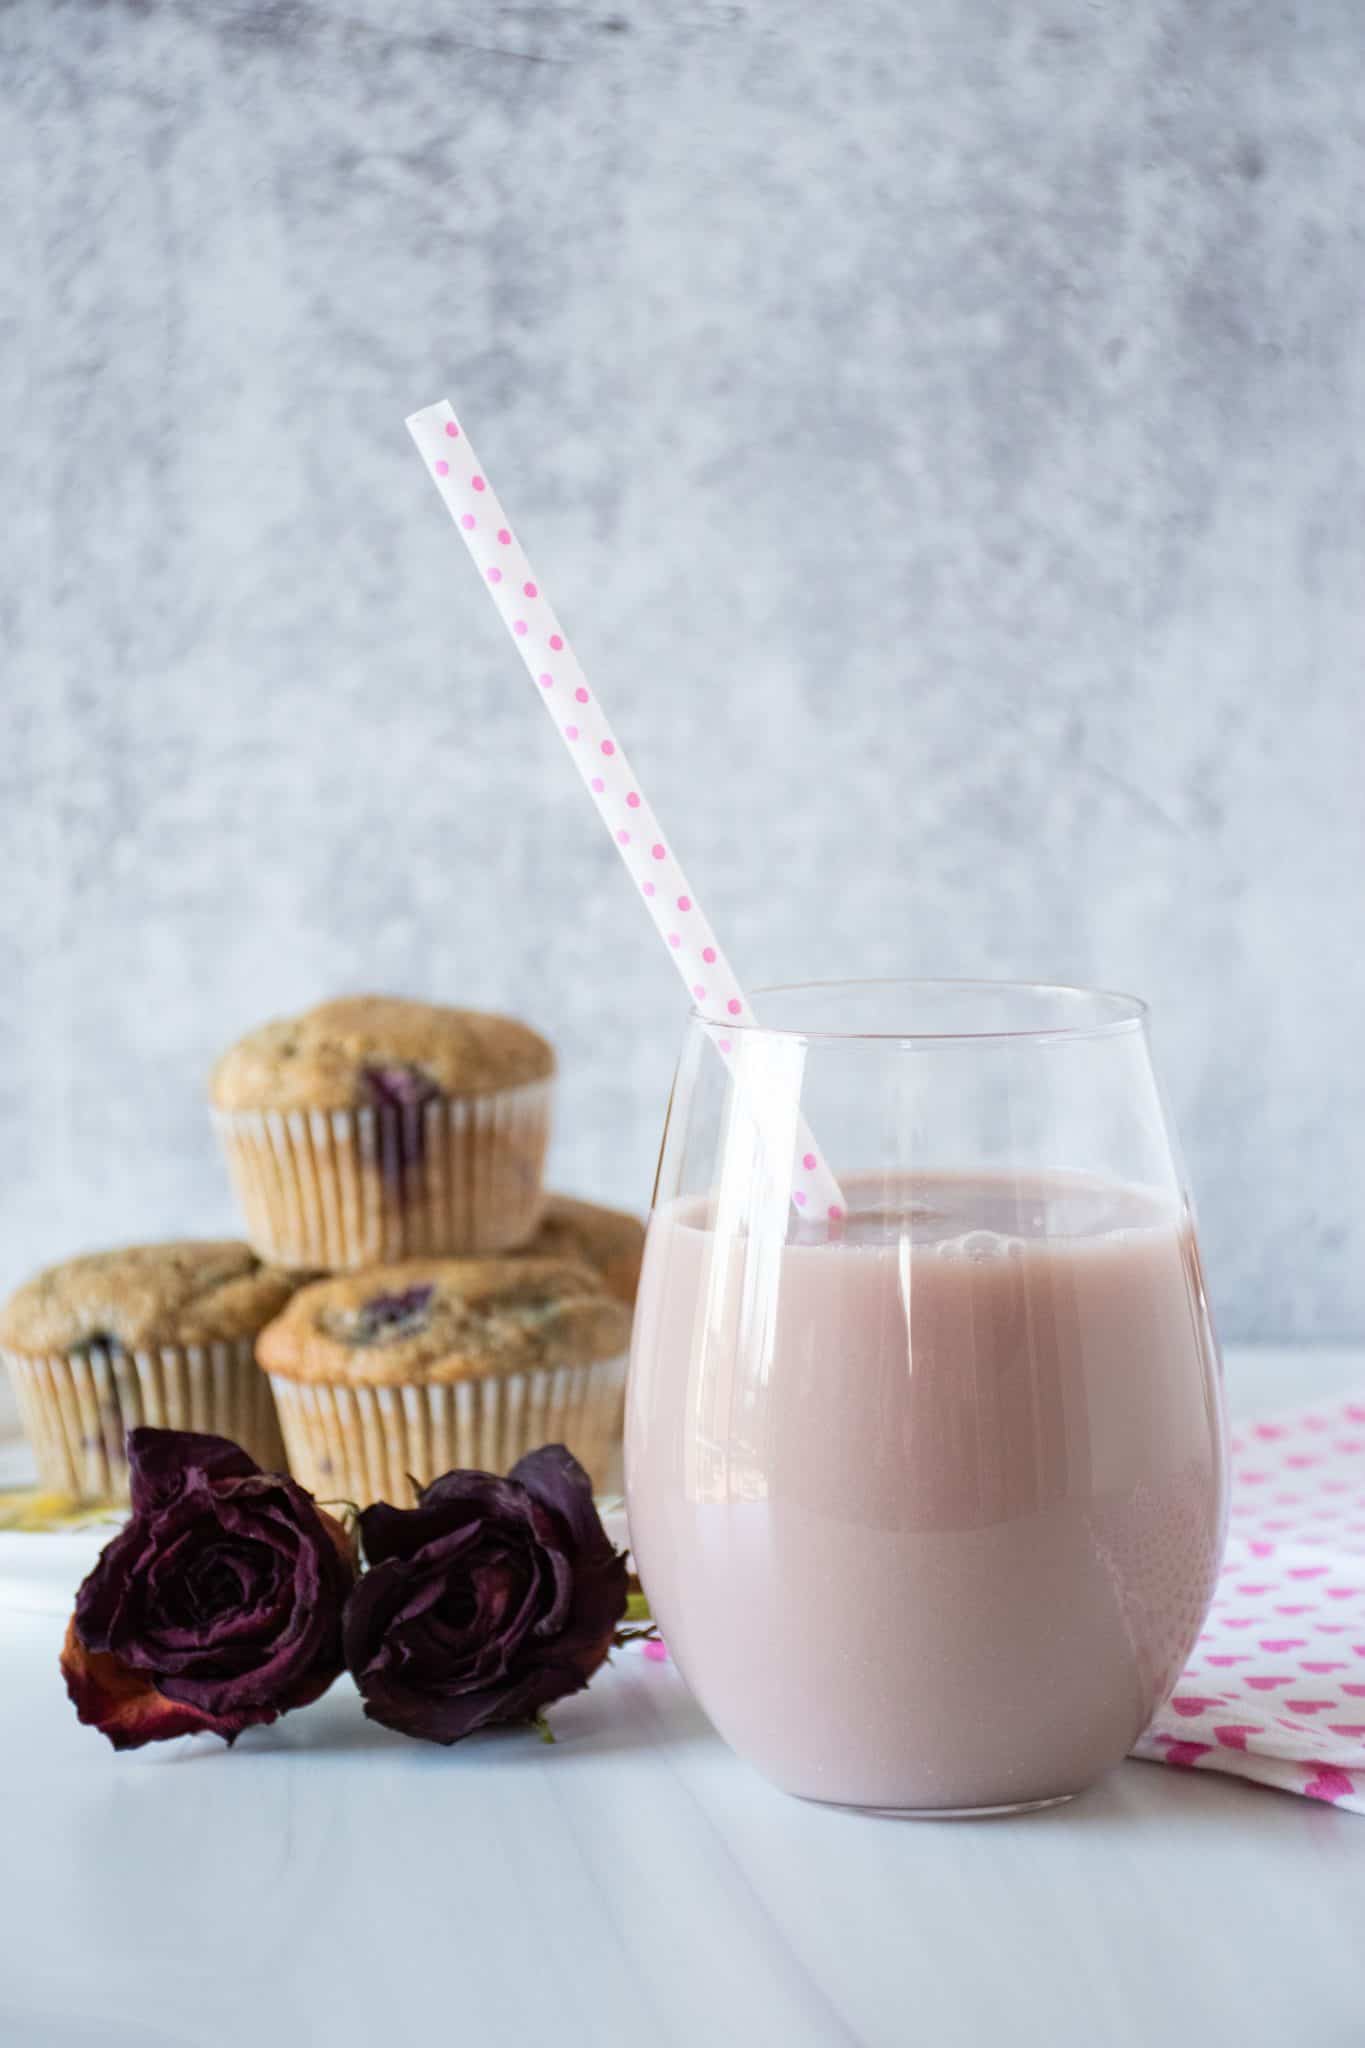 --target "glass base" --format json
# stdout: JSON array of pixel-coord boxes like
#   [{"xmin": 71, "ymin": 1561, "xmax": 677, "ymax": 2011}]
[{"xmin": 802, "ymin": 1791, "xmax": 1078, "ymax": 1820}]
